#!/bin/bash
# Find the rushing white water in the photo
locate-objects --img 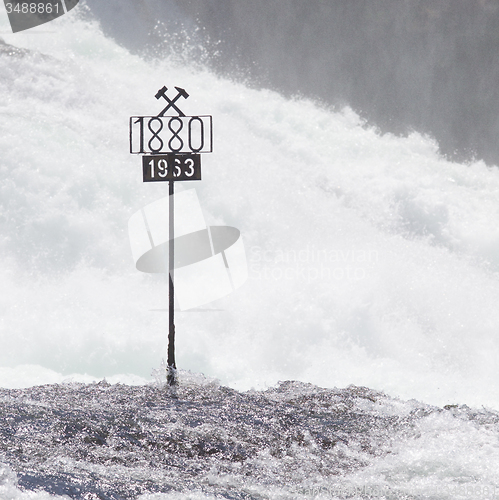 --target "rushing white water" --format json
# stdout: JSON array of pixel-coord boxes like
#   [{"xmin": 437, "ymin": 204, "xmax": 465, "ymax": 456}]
[
  {"xmin": 2, "ymin": 4, "xmax": 499, "ymax": 500},
  {"xmin": 1, "ymin": 4, "xmax": 499, "ymax": 412}
]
